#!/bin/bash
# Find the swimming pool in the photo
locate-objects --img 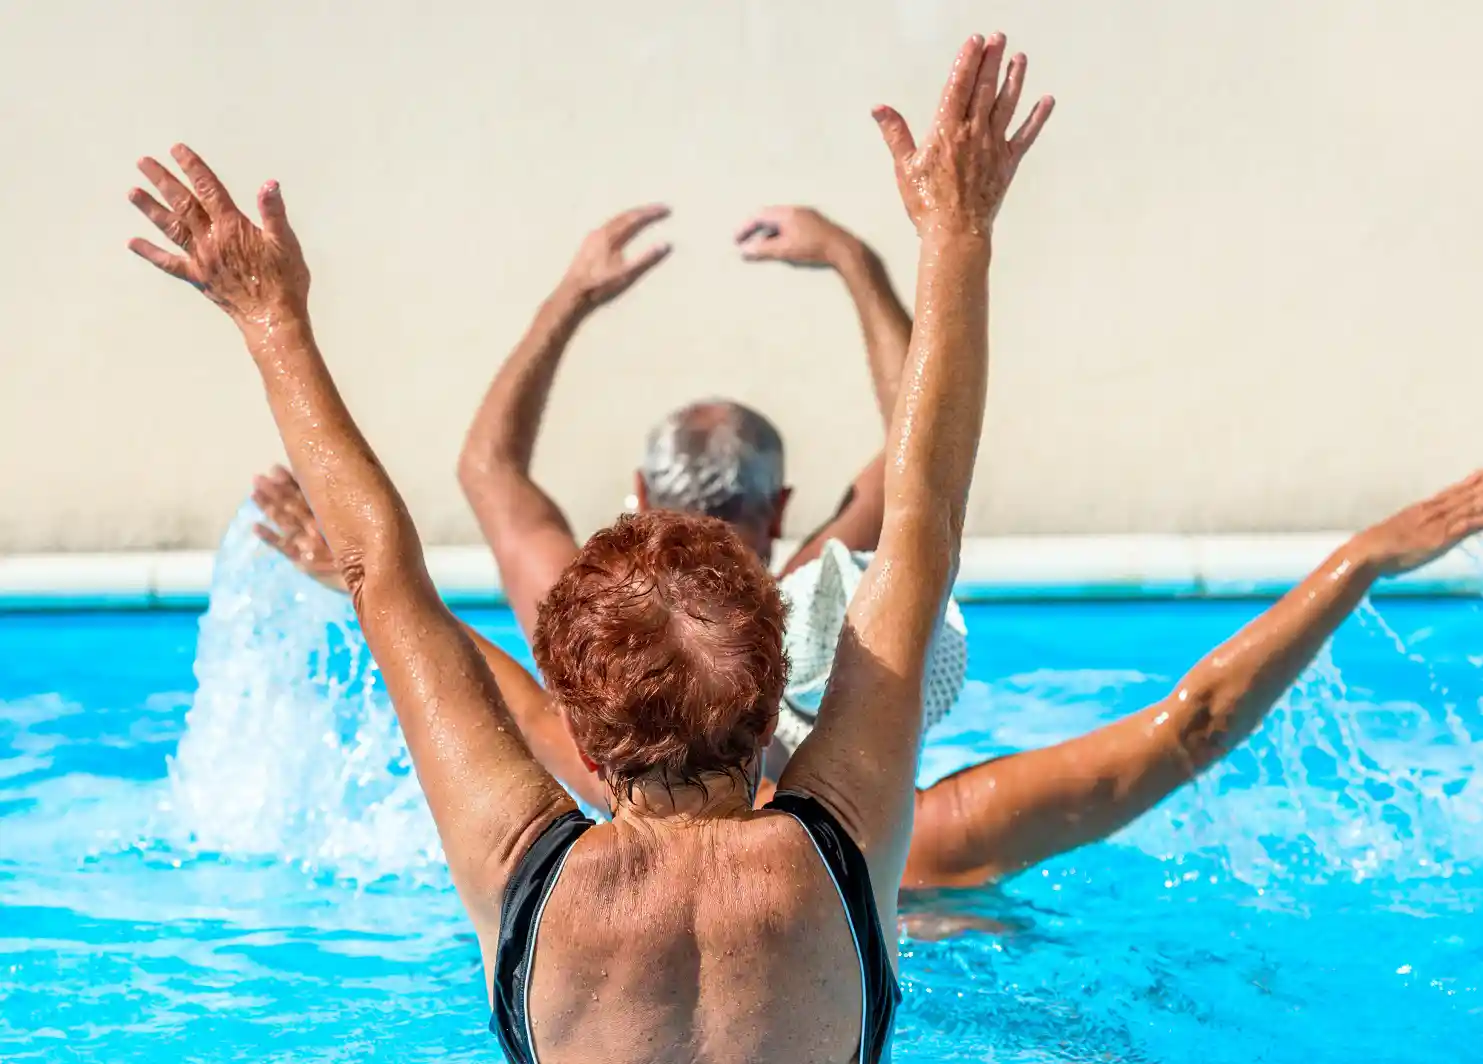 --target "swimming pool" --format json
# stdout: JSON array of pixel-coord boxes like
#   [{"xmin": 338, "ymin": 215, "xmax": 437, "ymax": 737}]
[{"xmin": 3, "ymin": 522, "xmax": 1481, "ymax": 1061}]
